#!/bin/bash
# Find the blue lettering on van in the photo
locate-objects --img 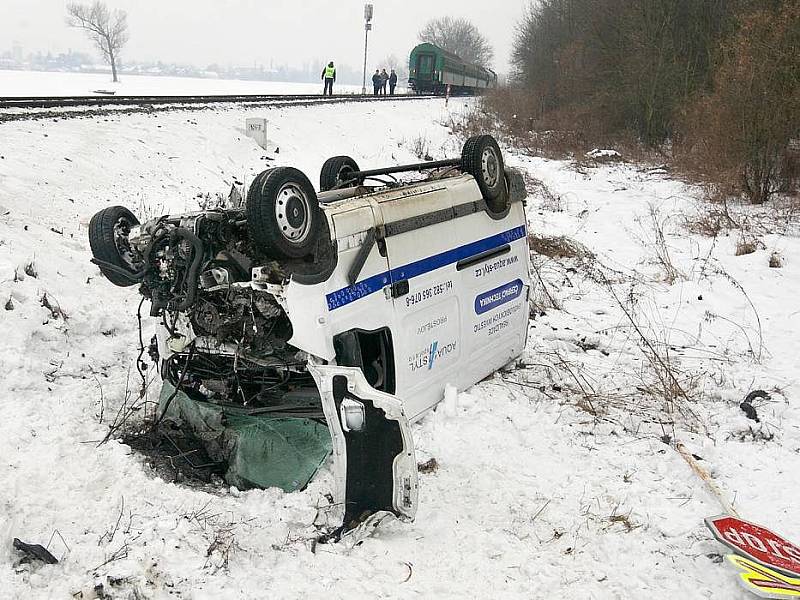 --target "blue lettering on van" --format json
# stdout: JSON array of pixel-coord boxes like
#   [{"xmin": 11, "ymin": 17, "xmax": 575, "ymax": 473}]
[
  {"xmin": 427, "ymin": 341, "xmax": 439, "ymax": 370},
  {"xmin": 408, "ymin": 340, "xmax": 458, "ymax": 372},
  {"xmin": 326, "ymin": 226, "xmax": 526, "ymax": 311},
  {"xmin": 474, "ymin": 279, "xmax": 523, "ymax": 315}
]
